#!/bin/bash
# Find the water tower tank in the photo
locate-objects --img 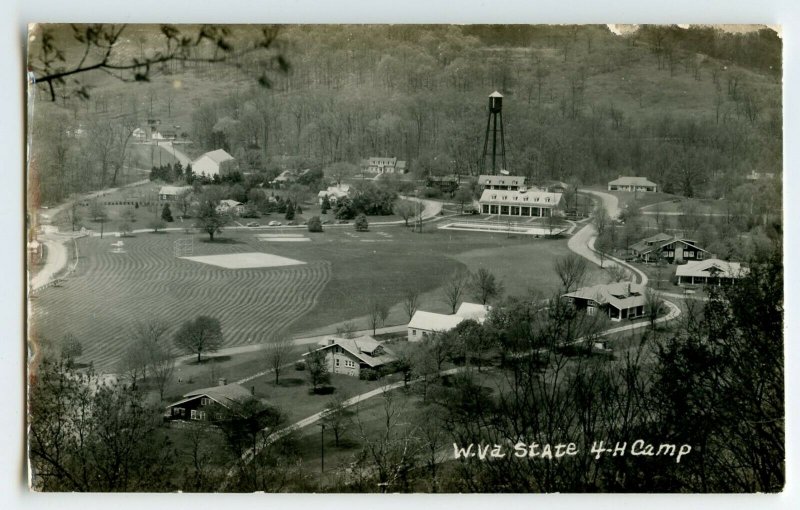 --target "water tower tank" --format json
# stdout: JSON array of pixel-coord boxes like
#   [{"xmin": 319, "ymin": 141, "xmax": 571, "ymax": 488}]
[{"xmin": 489, "ymin": 91, "xmax": 503, "ymax": 113}]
